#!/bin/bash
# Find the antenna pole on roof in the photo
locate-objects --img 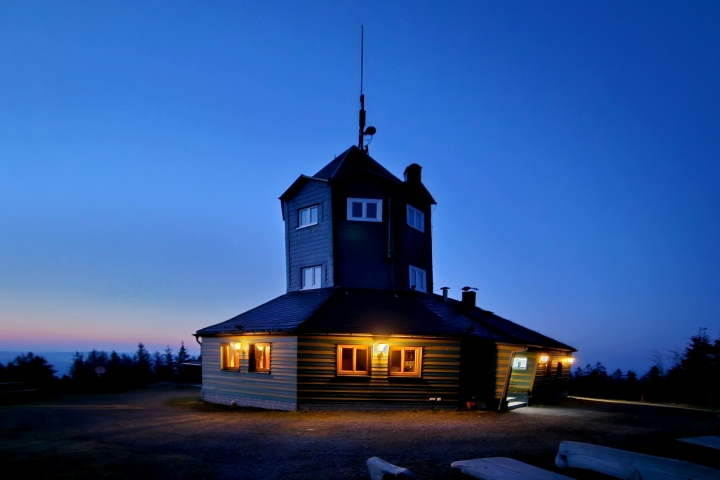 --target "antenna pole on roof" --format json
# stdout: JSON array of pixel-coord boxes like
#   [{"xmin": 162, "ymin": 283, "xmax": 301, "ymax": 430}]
[{"xmin": 358, "ymin": 25, "xmax": 366, "ymax": 150}]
